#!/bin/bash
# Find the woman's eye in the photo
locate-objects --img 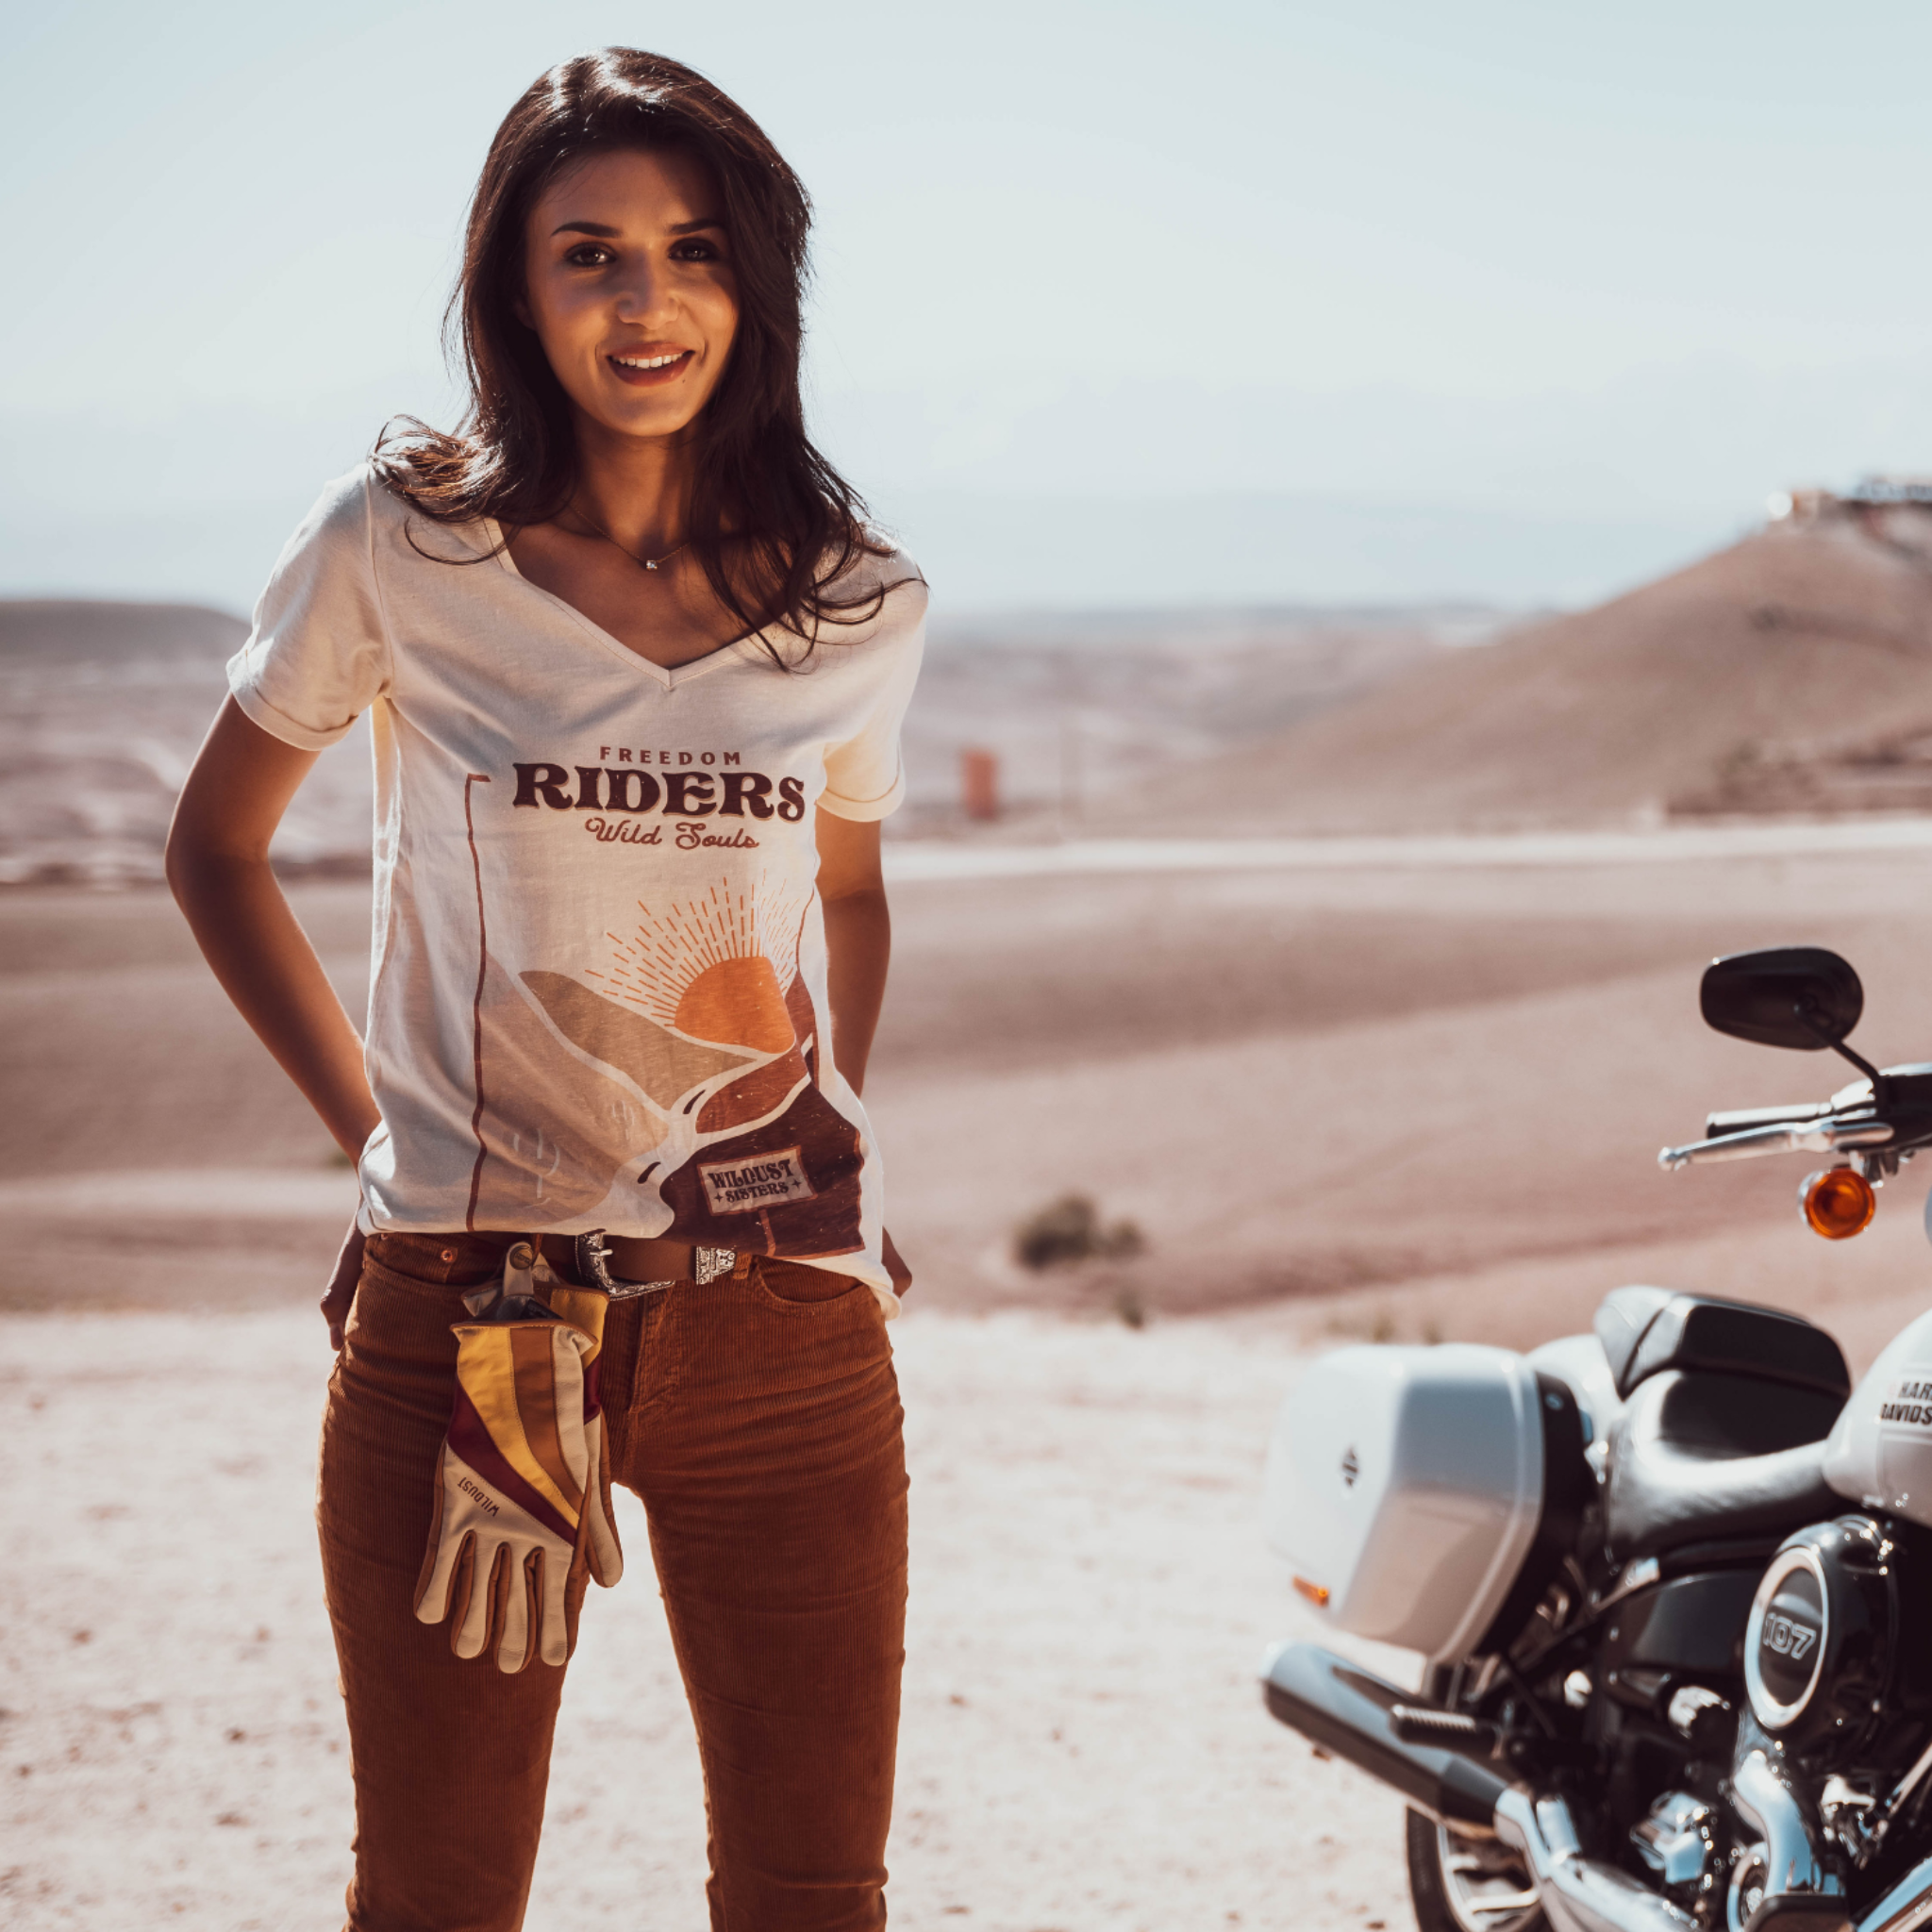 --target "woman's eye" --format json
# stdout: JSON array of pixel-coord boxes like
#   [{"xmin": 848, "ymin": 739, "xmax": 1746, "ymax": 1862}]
[
  {"xmin": 670, "ymin": 239, "xmax": 721, "ymax": 262},
  {"xmin": 562, "ymin": 244, "xmax": 613, "ymax": 268}
]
